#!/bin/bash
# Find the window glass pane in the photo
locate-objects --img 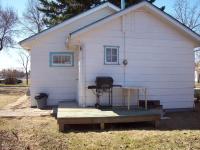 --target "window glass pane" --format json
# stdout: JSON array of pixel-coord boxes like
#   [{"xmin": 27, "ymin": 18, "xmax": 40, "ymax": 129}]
[
  {"xmin": 61, "ymin": 56, "xmax": 66, "ymax": 64},
  {"xmin": 58, "ymin": 56, "xmax": 61, "ymax": 63},
  {"xmin": 112, "ymin": 48, "xmax": 117, "ymax": 55},
  {"xmin": 106, "ymin": 48, "xmax": 111, "ymax": 57},
  {"xmin": 66, "ymin": 56, "xmax": 72, "ymax": 64},
  {"xmin": 106, "ymin": 48, "xmax": 112, "ymax": 62},
  {"xmin": 58, "ymin": 56, "xmax": 62, "ymax": 64},
  {"xmin": 112, "ymin": 55, "xmax": 117, "ymax": 62},
  {"xmin": 53, "ymin": 56, "xmax": 59, "ymax": 64},
  {"xmin": 106, "ymin": 55, "xmax": 111, "ymax": 62},
  {"xmin": 62, "ymin": 56, "xmax": 67, "ymax": 64}
]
